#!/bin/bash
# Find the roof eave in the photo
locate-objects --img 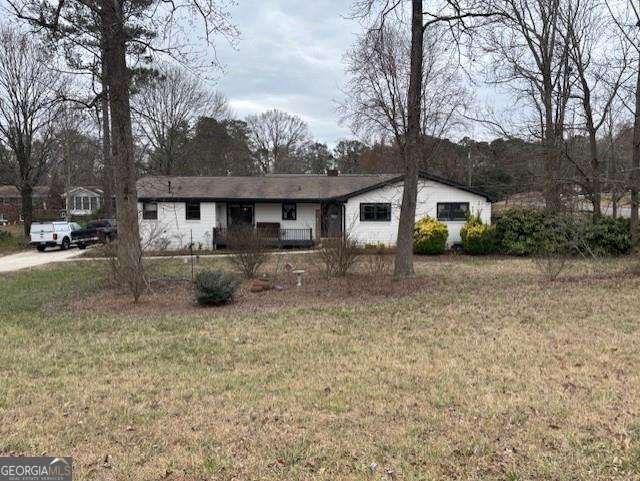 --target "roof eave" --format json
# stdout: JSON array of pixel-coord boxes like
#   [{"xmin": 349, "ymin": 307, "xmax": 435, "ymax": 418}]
[{"xmin": 138, "ymin": 196, "xmax": 329, "ymax": 203}]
